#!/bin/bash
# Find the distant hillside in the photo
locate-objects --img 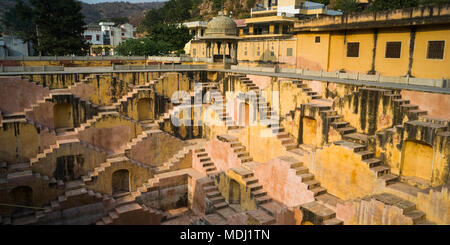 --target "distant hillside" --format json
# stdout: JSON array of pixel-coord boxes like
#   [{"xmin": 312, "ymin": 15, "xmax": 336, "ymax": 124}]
[
  {"xmin": 0, "ymin": 0, "xmax": 165, "ymax": 26},
  {"xmin": 81, "ymin": 1, "xmax": 165, "ymax": 25}
]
